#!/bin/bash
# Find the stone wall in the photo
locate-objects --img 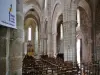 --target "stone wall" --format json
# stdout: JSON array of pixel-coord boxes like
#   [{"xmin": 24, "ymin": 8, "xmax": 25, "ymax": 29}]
[
  {"xmin": 80, "ymin": 7, "xmax": 92, "ymax": 63},
  {"xmin": 95, "ymin": 2, "xmax": 100, "ymax": 60},
  {"xmin": 0, "ymin": 26, "xmax": 7, "ymax": 75}
]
